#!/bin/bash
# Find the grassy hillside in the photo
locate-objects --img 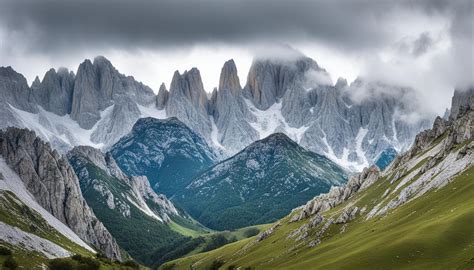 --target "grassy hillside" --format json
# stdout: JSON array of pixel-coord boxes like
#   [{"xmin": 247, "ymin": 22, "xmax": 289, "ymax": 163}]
[
  {"xmin": 150, "ymin": 224, "xmax": 271, "ymax": 269},
  {"xmin": 163, "ymin": 163, "xmax": 474, "ymax": 269}
]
